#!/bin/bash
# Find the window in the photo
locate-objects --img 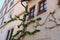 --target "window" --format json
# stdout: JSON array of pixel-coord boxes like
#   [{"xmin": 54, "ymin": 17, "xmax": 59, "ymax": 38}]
[
  {"xmin": 0, "ymin": 12, "xmax": 3, "ymax": 17},
  {"xmin": 0, "ymin": 12, "xmax": 4, "ymax": 25},
  {"xmin": 6, "ymin": 28, "xmax": 14, "ymax": 40},
  {"xmin": 9, "ymin": 0, "xmax": 14, "ymax": 7},
  {"xmin": 0, "ymin": 18, "xmax": 2, "ymax": 26},
  {"xmin": 37, "ymin": 0, "xmax": 47, "ymax": 16},
  {"xmin": 58, "ymin": 0, "xmax": 60, "ymax": 5},
  {"xmin": 0, "ymin": 13, "xmax": 3, "ymax": 26},
  {"xmin": 6, "ymin": 30, "xmax": 10, "ymax": 40},
  {"xmin": 5, "ymin": 7, "xmax": 7, "ymax": 13},
  {"xmin": 27, "ymin": 6, "xmax": 35, "ymax": 21},
  {"xmin": 1, "ymin": 17, "xmax": 4, "ymax": 25}
]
